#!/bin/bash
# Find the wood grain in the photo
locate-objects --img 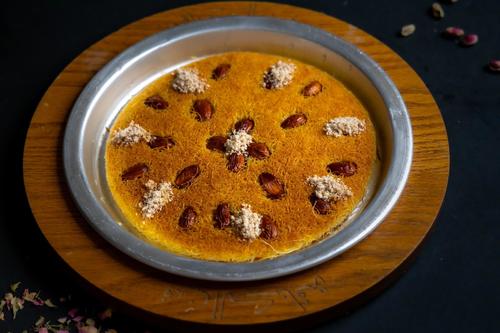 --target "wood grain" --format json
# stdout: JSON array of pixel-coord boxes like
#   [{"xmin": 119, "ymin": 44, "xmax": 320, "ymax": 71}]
[{"xmin": 23, "ymin": 2, "xmax": 449, "ymax": 325}]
